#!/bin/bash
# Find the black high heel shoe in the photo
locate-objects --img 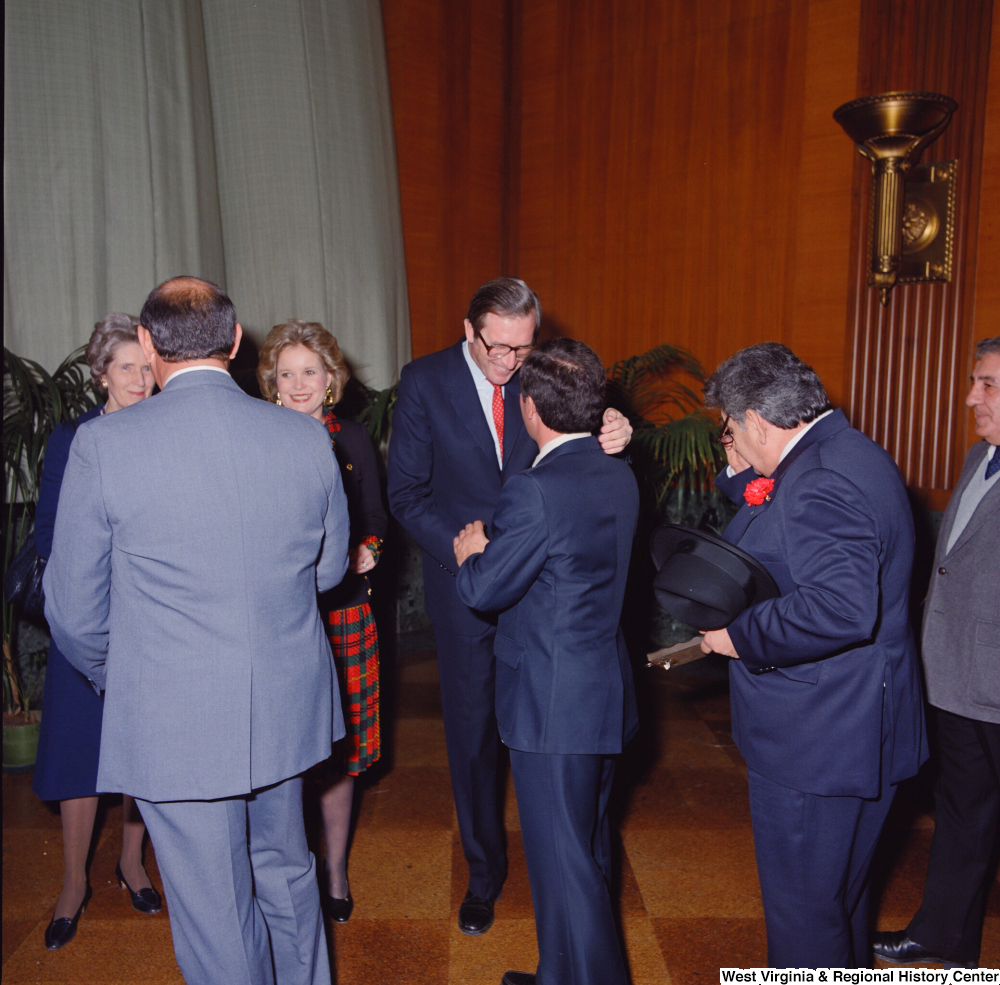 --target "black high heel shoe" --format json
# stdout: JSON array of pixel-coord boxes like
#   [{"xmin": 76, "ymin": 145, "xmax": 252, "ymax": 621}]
[
  {"xmin": 44, "ymin": 884, "xmax": 92, "ymax": 950},
  {"xmin": 322, "ymin": 890, "xmax": 354, "ymax": 923},
  {"xmin": 320, "ymin": 861, "xmax": 353, "ymax": 922},
  {"xmin": 116, "ymin": 861, "xmax": 162, "ymax": 914}
]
